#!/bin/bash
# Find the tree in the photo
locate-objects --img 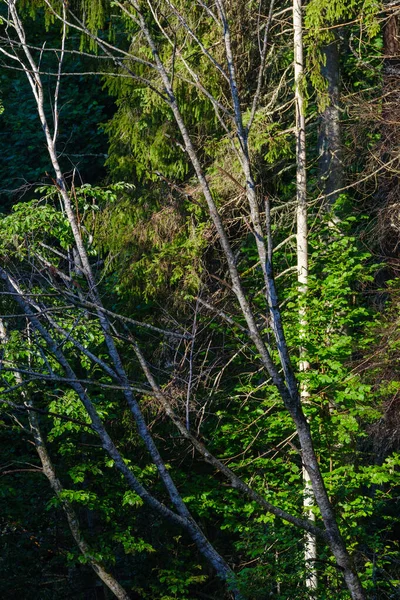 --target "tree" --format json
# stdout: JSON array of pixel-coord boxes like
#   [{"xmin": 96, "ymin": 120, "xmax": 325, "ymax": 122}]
[
  {"xmin": 1, "ymin": 1, "xmax": 398, "ymax": 599},
  {"xmin": 0, "ymin": 317, "xmax": 131, "ymax": 600}
]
